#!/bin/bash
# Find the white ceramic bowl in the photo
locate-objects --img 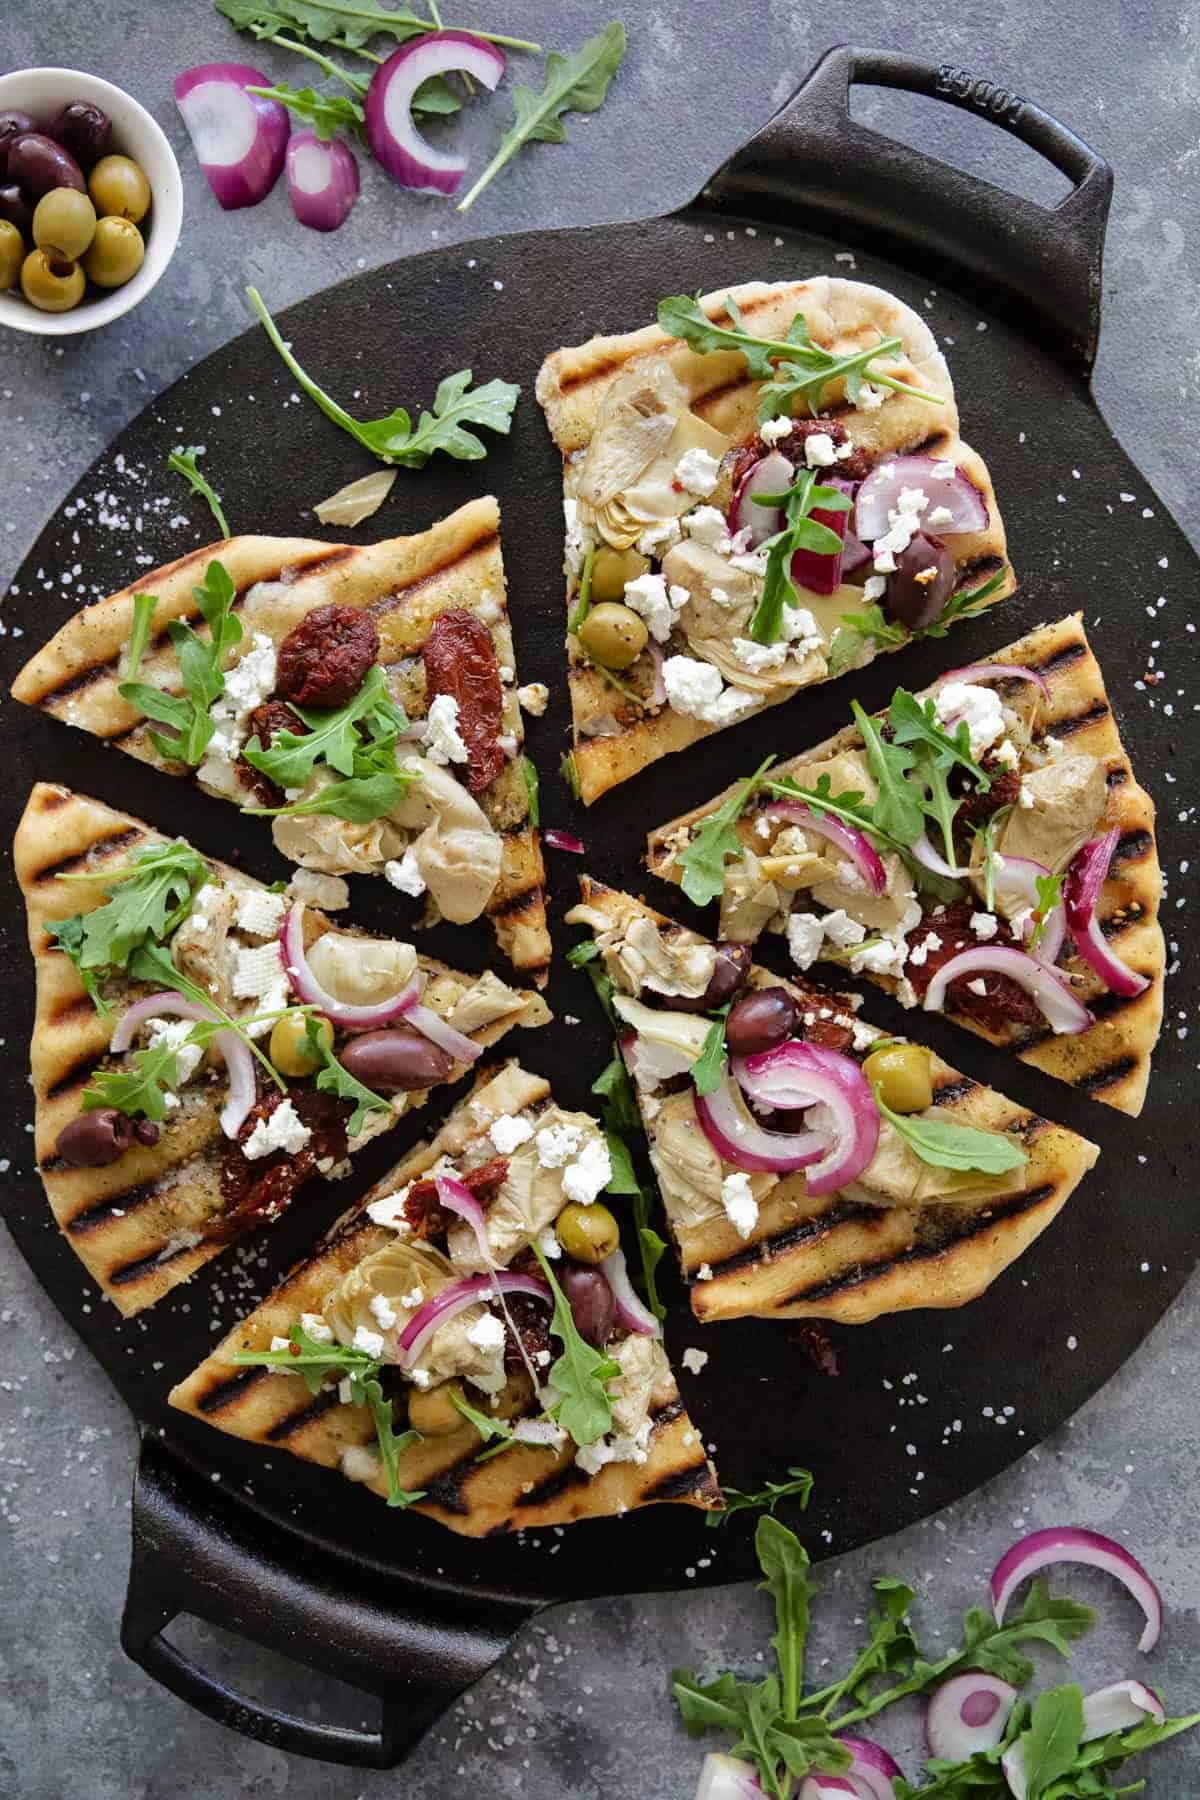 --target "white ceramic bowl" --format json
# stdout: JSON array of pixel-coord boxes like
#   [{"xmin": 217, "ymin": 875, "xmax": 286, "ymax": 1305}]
[{"xmin": 0, "ymin": 66, "xmax": 182, "ymax": 337}]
